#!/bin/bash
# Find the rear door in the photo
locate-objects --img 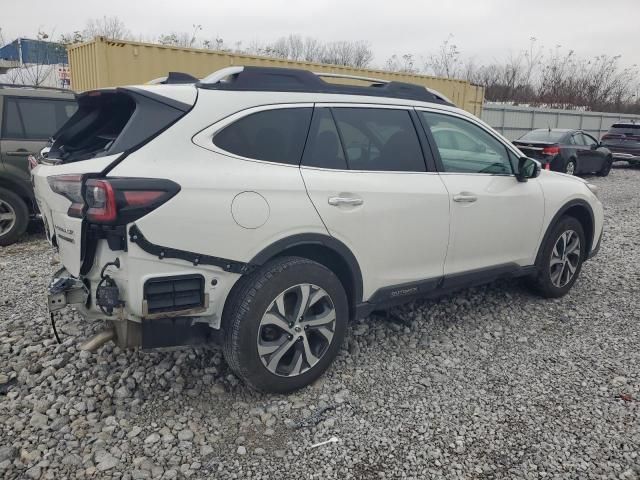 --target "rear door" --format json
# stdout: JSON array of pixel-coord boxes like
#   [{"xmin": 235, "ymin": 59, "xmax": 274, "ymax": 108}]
[
  {"xmin": 0, "ymin": 96, "xmax": 76, "ymax": 187},
  {"xmin": 301, "ymin": 105, "xmax": 450, "ymax": 300},
  {"xmin": 582, "ymin": 132, "xmax": 606, "ymax": 171},
  {"xmin": 571, "ymin": 132, "xmax": 594, "ymax": 173}
]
